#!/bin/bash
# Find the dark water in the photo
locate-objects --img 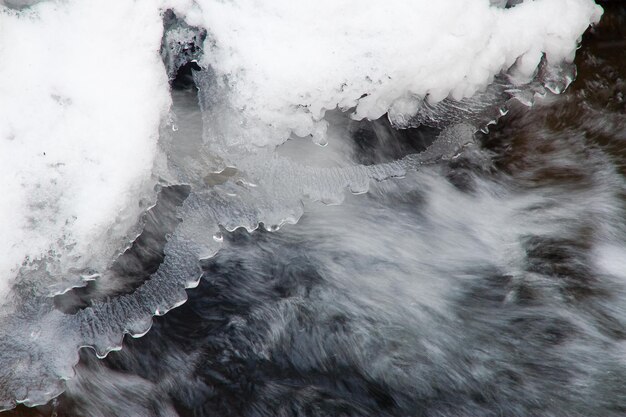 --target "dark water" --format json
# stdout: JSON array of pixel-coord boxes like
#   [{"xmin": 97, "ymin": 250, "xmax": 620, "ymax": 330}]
[{"xmin": 5, "ymin": 3, "xmax": 626, "ymax": 417}]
